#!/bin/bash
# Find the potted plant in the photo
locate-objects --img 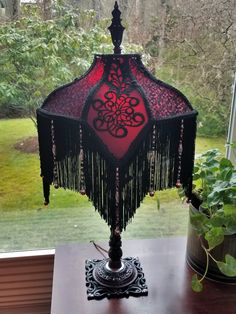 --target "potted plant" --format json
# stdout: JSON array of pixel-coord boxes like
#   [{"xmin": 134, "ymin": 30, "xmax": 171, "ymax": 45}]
[{"xmin": 183, "ymin": 149, "xmax": 236, "ymax": 292}]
